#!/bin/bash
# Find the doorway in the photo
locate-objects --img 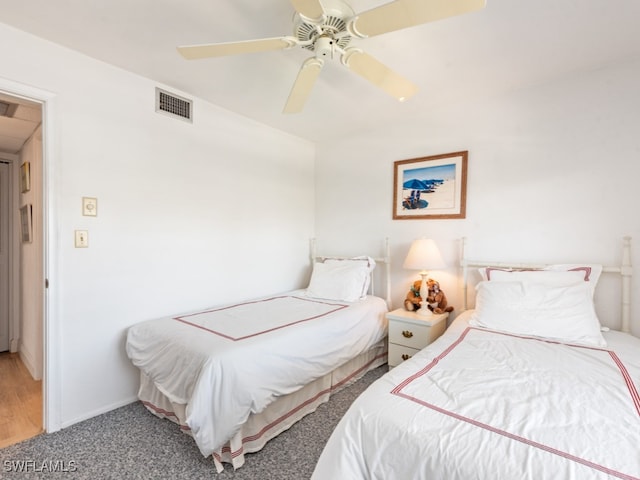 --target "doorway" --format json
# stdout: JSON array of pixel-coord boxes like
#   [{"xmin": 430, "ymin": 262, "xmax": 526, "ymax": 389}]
[{"xmin": 0, "ymin": 90, "xmax": 45, "ymax": 447}]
